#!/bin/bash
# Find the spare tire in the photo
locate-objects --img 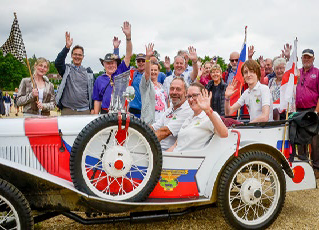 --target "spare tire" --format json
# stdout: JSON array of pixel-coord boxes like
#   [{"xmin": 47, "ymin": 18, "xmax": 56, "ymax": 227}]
[{"xmin": 70, "ymin": 113, "xmax": 162, "ymax": 202}]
